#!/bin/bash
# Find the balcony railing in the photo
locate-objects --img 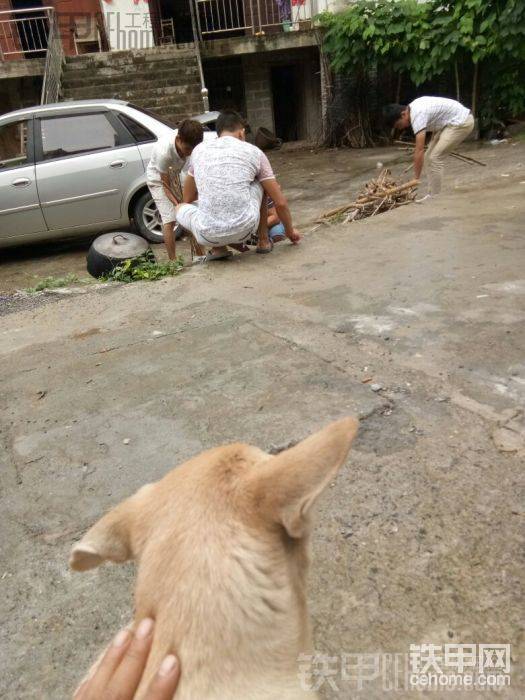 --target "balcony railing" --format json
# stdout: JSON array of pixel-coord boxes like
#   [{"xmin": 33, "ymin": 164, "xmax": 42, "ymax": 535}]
[
  {"xmin": 194, "ymin": 0, "xmax": 329, "ymax": 38},
  {"xmin": 40, "ymin": 8, "xmax": 64, "ymax": 104},
  {"xmin": 0, "ymin": 7, "xmax": 64, "ymax": 104},
  {"xmin": 0, "ymin": 6, "xmax": 54, "ymax": 59}
]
